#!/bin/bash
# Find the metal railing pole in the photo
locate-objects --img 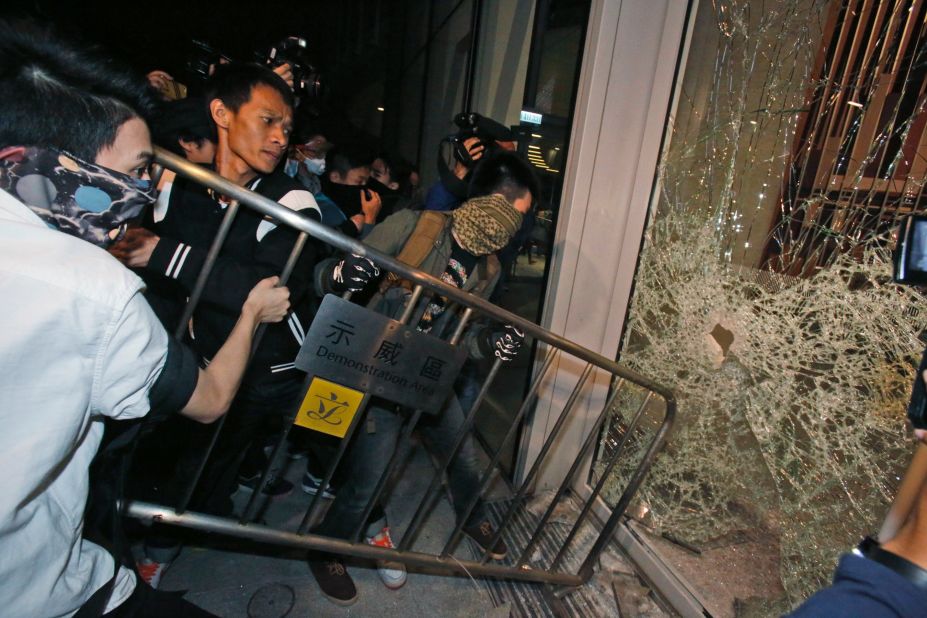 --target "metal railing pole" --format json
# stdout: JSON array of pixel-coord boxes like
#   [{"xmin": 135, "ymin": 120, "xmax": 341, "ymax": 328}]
[
  {"xmin": 398, "ymin": 356, "xmax": 505, "ymax": 551},
  {"xmin": 172, "ymin": 200, "xmax": 240, "ymax": 514},
  {"xmin": 514, "ymin": 388, "xmax": 632, "ymax": 569},
  {"xmin": 439, "ymin": 348, "xmax": 561, "ymax": 556},
  {"xmin": 127, "ymin": 500, "xmax": 585, "ymax": 587},
  {"xmin": 576, "ymin": 395, "xmax": 676, "ymax": 581},
  {"xmin": 172, "ymin": 200, "xmax": 240, "ymax": 341},
  {"xmin": 296, "ymin": 394, "xmax": 373, "ymax": 534},
  {"xmin": 237, "ymin": 231, "xmax": 309, "ymax": 520},
  {"xmin": 349, "ymin": 304, "xmax": 473, "ymax": 542},
  {"xmin": 548, "ymin": 392, "xmax": 652, "ymax": 571},
  {"xmin": 478, "ymin": 363, "xmax": 595, "ymax": 564},
  {"xmin": 149, "ymin": 163, "xmax": 165, "ymax": 190}
]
